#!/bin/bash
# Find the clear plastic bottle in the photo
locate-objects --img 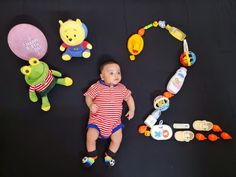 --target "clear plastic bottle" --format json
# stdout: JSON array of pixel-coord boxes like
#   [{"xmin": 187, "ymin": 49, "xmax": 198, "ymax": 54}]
[
  {"xmin": 167, "ymin": 67, "xmax": 187, "ymax": 94},
  {"xmin": 165, "ymin": 24, "xmax": 186, "ymax": 41},
  {"xmin": 144, "ymin": 109, "xmax": 161, "ymax": 128}
]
